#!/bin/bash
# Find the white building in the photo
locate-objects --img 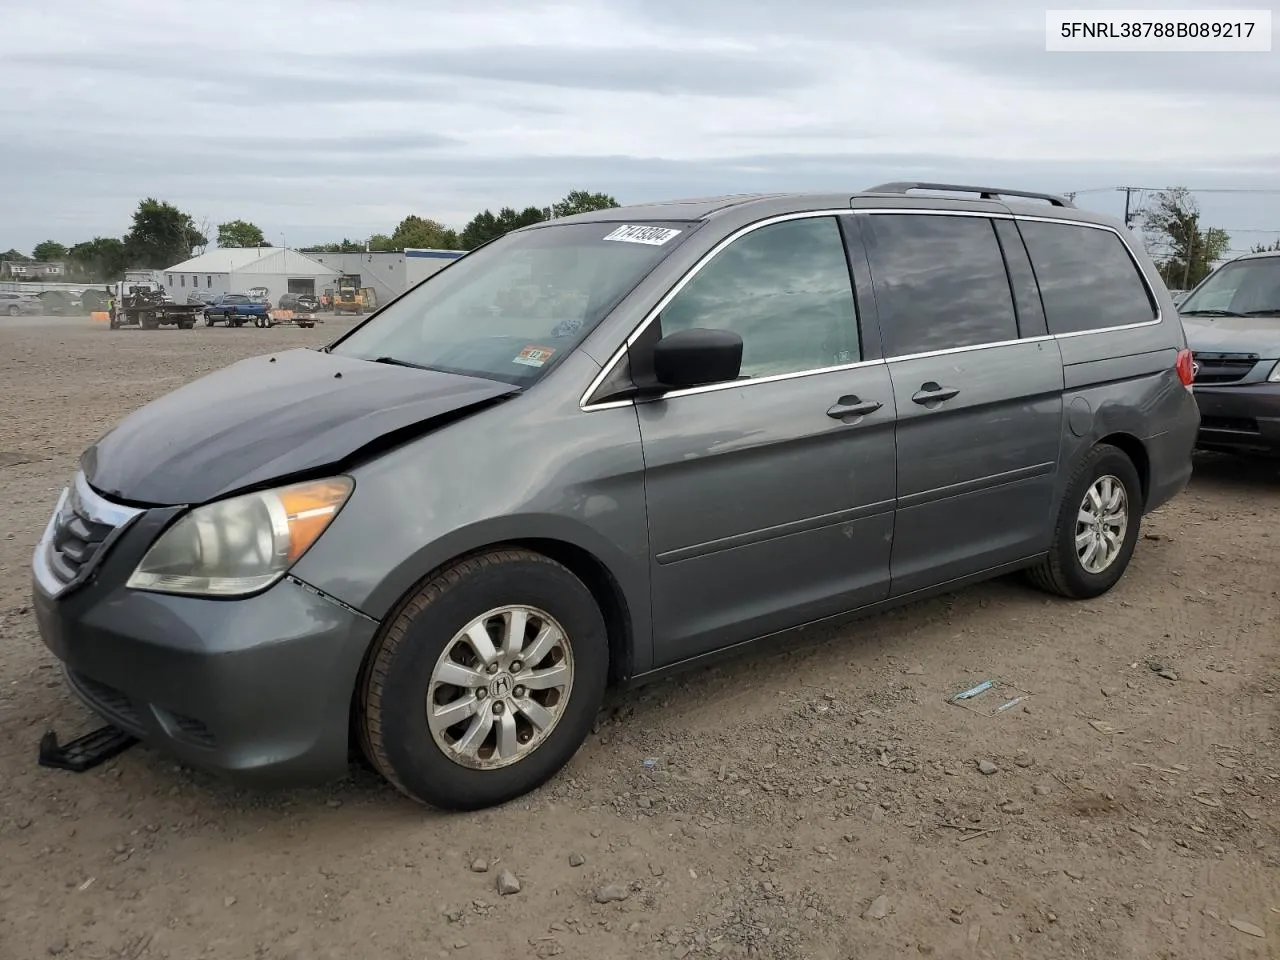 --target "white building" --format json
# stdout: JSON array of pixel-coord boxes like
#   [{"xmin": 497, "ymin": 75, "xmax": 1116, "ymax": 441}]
[
  {"xmin": 163, "ymin": 248, "xmax": 338, "ymax": 304},
  {"xmin": 305, "ymin": 251, "xmax": 406, "ymax": 307},
  {"xmin": 306, "ymin": 248, "xmax": 467, "ymax": 305},
  {"xmin": 406, "ymin": 248, "xmax": 466, "ymax": 288}
]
